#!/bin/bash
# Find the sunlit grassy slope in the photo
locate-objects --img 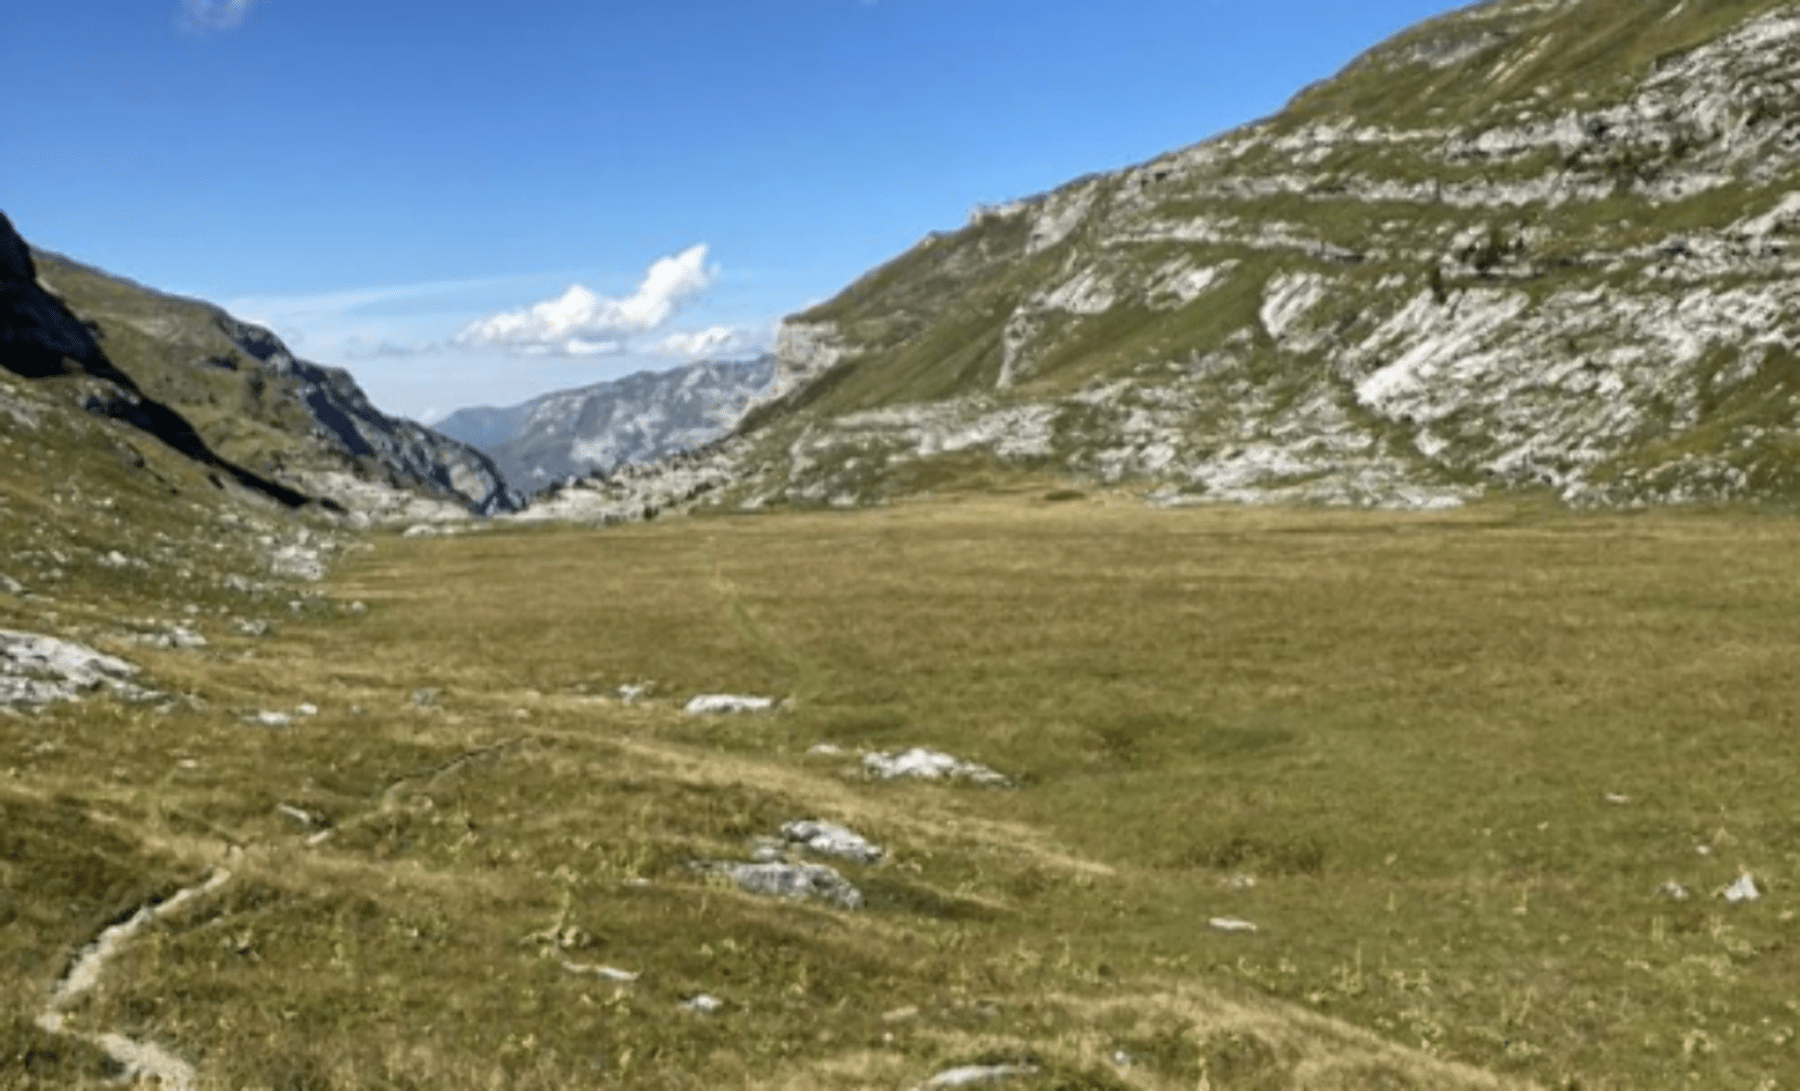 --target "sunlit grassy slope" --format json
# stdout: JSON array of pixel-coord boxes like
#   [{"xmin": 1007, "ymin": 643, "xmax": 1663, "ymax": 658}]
[{"xmin": 9, "ymin": 489, "xmax": 1800, "ymax": 1088}]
